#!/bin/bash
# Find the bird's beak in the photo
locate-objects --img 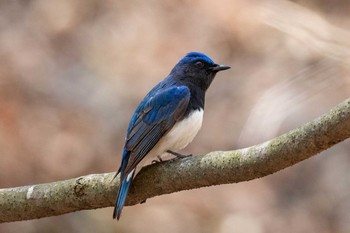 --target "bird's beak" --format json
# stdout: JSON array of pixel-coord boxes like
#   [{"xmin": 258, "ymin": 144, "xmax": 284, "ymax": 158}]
[{"xmin": 210, "ymin": 64, "xmax": 231, "ymax": 71}]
